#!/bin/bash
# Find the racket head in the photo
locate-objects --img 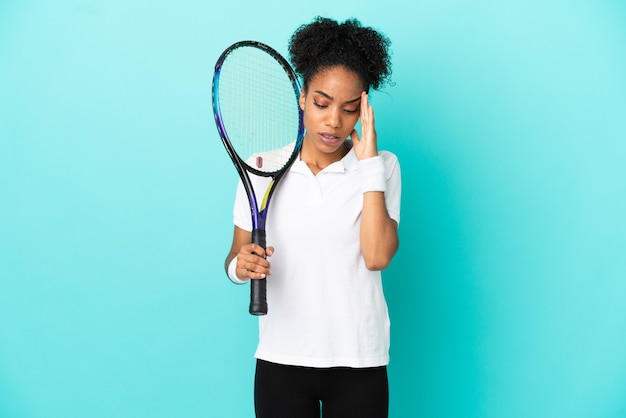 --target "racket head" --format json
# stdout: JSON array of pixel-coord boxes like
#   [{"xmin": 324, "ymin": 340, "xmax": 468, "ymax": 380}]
[{"xmin": 212, "ymin": 41, "xmax": 304, "ymax": 177}]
